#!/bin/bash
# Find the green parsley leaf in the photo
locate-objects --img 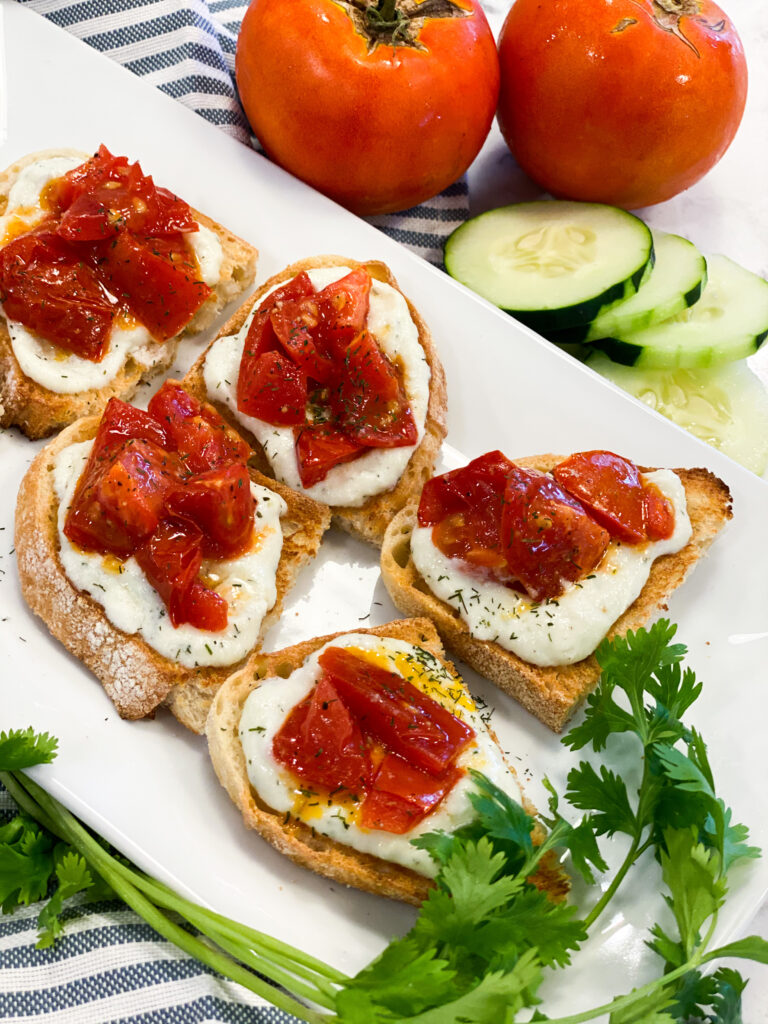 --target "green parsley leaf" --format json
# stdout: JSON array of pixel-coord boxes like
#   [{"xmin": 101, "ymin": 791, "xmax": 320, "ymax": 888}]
[
  {"xmin": 0, "ymin": 816, "xmax": 56, "ymax": 912},
  {"xmin": 36, "ymin": 850, "xmax": 95, "ymax": 948},
  {"xmin": 0, "ymin": 728, "xmax": 58, "ymax": 771},
  {"xmin": 659, "ymin": 828, "xmax": 727, "ymax": 960},
  {"xmin": 565, "ymin": 762, "xmax": 636, "ymax": 837},
  {"xmin": 342, "ymin": 938, "xmax": 457, "ymax": 1018}
]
